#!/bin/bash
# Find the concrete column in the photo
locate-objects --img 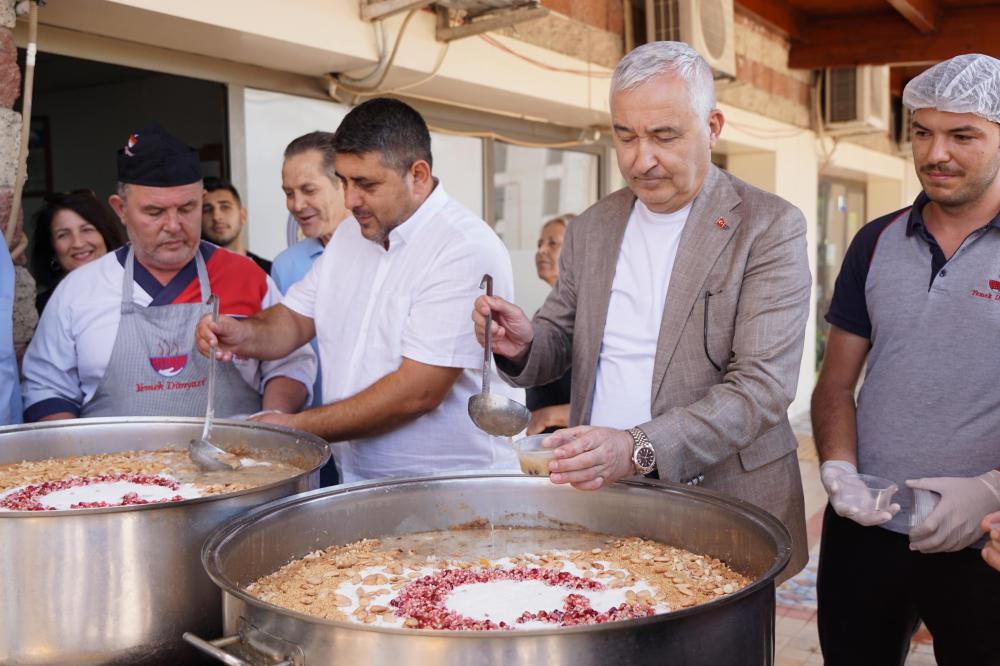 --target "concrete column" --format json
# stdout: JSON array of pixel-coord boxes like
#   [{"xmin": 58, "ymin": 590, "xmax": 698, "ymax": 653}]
[{"xmin": 1, "ymin": 0, "xmax": 39, "ymax": 368}]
